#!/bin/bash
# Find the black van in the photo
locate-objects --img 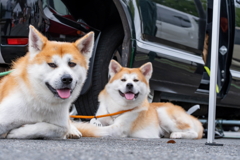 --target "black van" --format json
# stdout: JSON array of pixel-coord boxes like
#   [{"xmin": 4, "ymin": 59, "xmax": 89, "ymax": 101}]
[{"xmin": 1, "ymin": 0, "xmax": 240, "ymax": 119}]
